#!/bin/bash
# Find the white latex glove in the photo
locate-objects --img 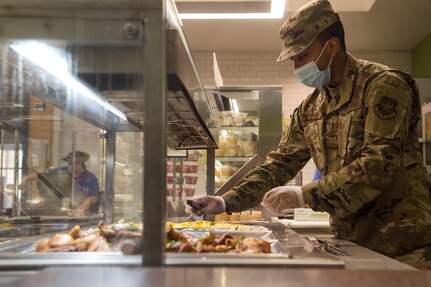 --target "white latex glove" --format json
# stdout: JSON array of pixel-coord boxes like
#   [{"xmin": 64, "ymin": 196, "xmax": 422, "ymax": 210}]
[
  {"xmin": 189, "ymin": 195, "xmax": 226, "ymax": 215},
  {"xmin": 262, "ymin": 186, "xmax": 304, "ymax": 214}
]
